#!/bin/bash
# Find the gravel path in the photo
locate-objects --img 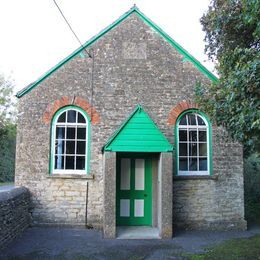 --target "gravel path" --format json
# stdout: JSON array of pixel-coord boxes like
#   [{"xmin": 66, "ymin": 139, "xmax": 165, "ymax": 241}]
[{"xmin": 1, "ymin": 226, "xmax": 260, "ymax": 259}]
